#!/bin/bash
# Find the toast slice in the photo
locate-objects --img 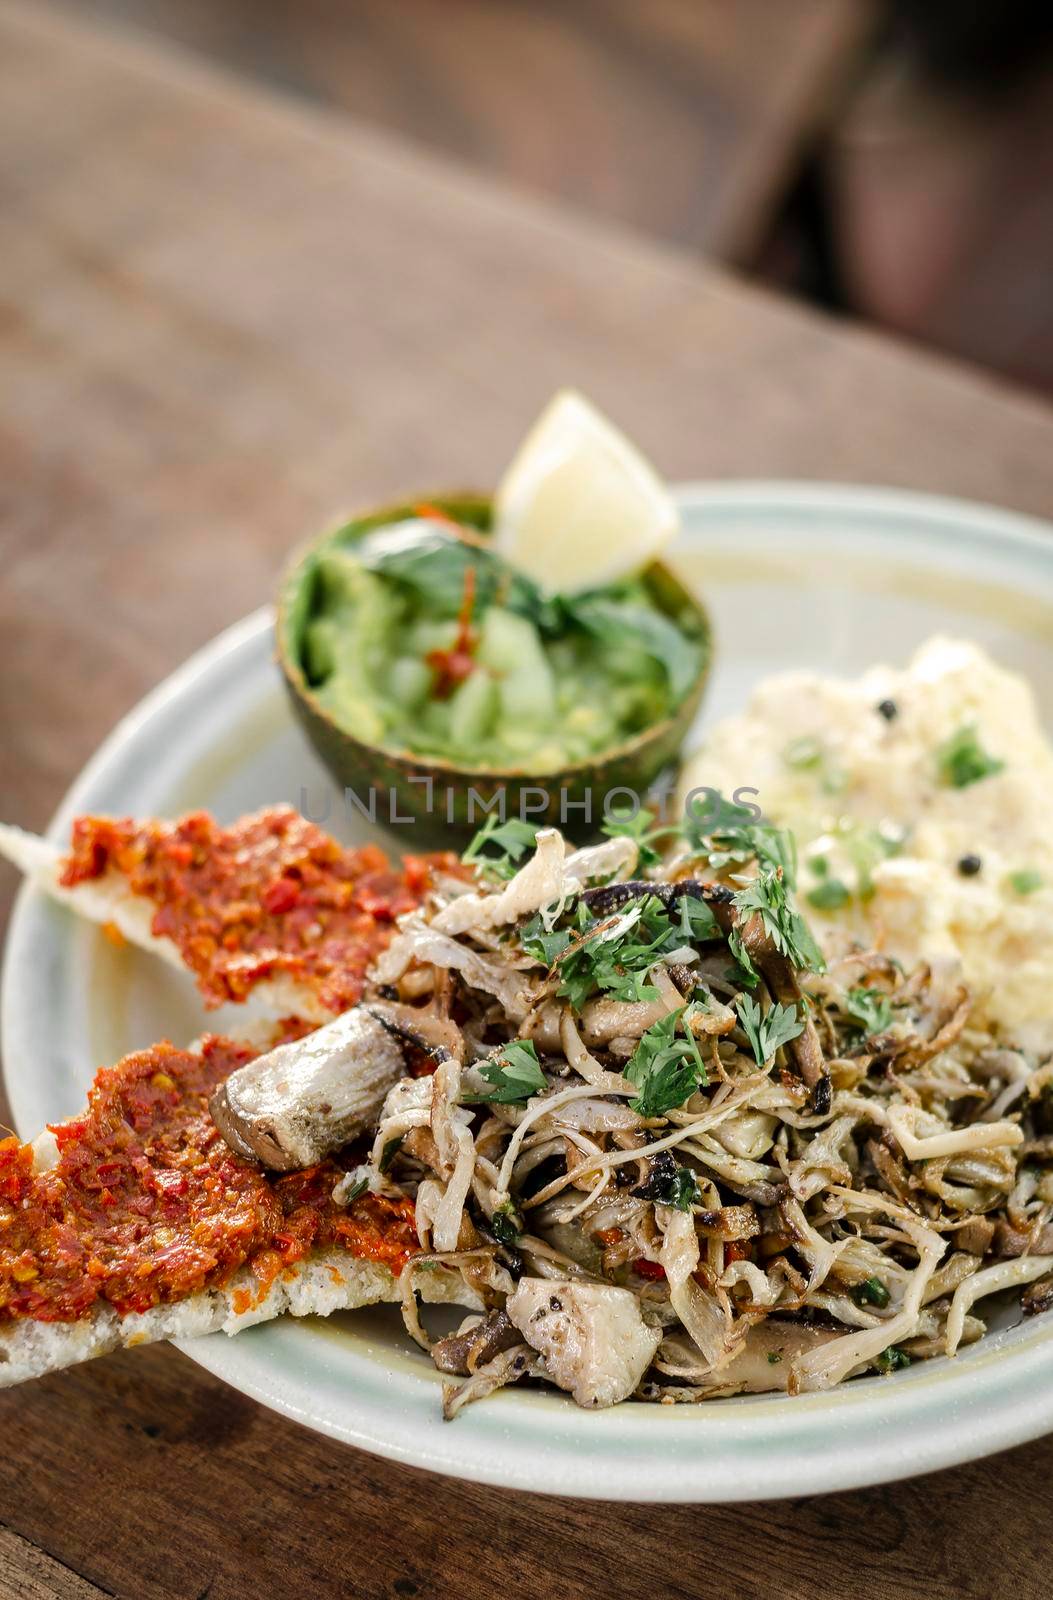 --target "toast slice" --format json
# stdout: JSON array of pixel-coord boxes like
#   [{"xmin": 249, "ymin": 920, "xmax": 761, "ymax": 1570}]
[
  {"xmin": 0, "ymin": 810, "xmax": 458, "ymax": 1022},
  {"xmin": 0, "ymin": 1031, "xmax": 476, "ymax": 1389},
  {"xmin": 0, "ymin": 1243, "xmax": 471, "ymax": 1388}
]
